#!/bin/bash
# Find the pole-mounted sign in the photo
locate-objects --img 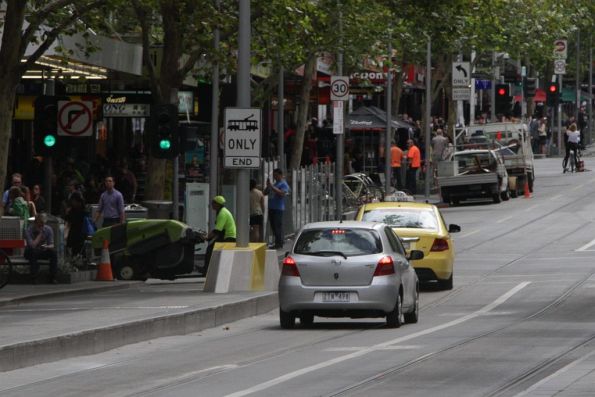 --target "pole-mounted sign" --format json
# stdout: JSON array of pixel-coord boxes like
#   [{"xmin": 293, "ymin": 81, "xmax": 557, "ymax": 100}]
[
  {"xmin": 331, "ymin": 76, "xmax": 350, "ymax": 101},
  {"xmin": 224, "ymin": 108, "xmax": 261, "ymax": 168}
]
